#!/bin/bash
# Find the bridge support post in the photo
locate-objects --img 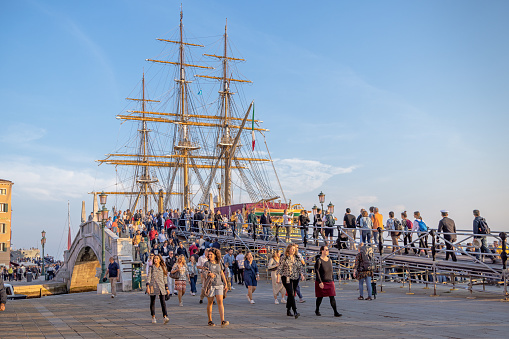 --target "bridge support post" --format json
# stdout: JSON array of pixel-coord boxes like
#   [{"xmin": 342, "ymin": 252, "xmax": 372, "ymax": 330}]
[
  {"xmin": 423, "ymin": 269, "xmax": 430, "ymax": 289},
  {"xmin": 430, "ymin": 262, "xmax": 439, "ymax": 297},
  {"xmin": 499, "ymin": 232, "xmax": 508, "ymax": 301},
  {"xmin": 450, "ymin": 272, "xmax": 458, "ymax": 291},
  {"xmin": 406, "ymin": 266, "xmax": 414, "ymax": 295}
]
